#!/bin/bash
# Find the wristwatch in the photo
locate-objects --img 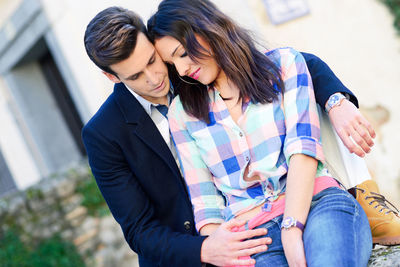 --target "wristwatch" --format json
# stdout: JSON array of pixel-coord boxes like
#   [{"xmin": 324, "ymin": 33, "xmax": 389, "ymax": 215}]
[
  {"xmin": 281, "ymin": 217, "xmax": 305, "ymax": 231},
  {"xmin": 325, "ymin": 92, "xmax": 346, "ymax": 113}
]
